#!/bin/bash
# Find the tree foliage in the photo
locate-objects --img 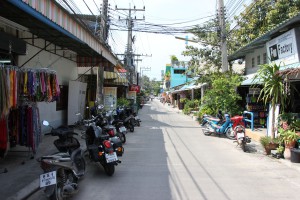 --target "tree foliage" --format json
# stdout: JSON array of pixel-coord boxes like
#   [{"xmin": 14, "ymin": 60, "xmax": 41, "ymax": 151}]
[
  {"xmin": 141, "ymin": 75, "xmax": 161, "ymax": 95},
  {"xmin": 230, "ymin": 0, "xmax": 300, "ymax": 53},
  {"xmin": 201, "ymin": 72, "xmax": 244, "ymax": 115}
]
